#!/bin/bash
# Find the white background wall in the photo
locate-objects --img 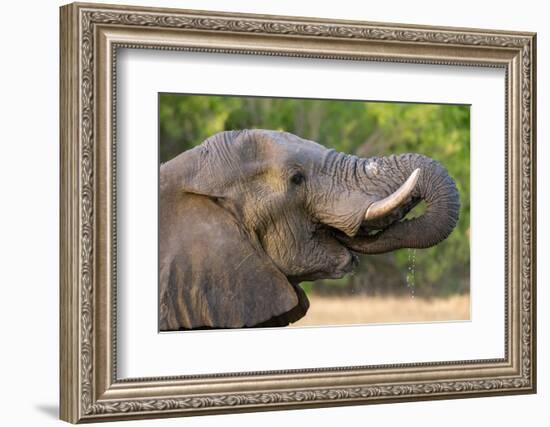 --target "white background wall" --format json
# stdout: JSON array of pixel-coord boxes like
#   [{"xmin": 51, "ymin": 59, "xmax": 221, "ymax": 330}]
[{"xmin": 0, "ymin": 0, "xmax": 546, "ymax": 426}]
